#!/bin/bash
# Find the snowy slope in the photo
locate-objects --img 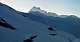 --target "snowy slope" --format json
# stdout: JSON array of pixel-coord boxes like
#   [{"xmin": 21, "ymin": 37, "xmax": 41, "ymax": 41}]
[
  {"xmin": 0, "ymin": 3, "xmax": 49, "ymax": 42},
  {"xmin": 0, "ymin": 3, "xmax": 80, "ymax": 42},
  {"xmin": 20, "ymin": 6, "xmax": 80, "ymax": 38},
  {"xmin": 73, "ymin": 39, "xmax": 80, "ymax": 42},
  {"xmin": 32, "ymin": 30, "xmax": 77, "ymax": 42}
]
